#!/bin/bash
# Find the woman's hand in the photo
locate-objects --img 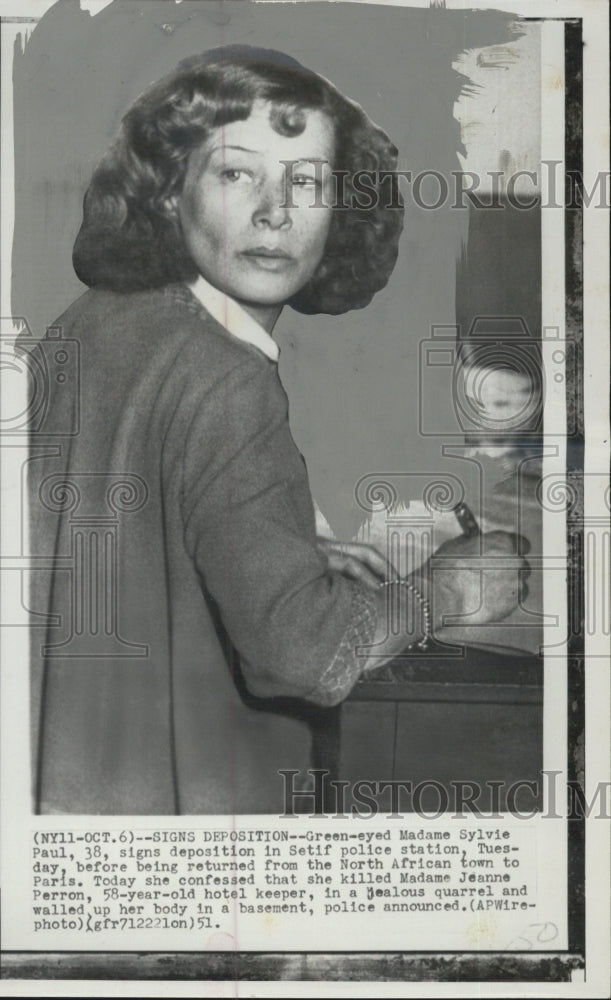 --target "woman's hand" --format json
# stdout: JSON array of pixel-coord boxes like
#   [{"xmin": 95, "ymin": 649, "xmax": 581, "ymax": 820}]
[
  {"xmin": 363, "ymin": 530, "xmax": 531, "ymax": 670},
  {"xmin": 419, "ymin": 530, "xmax": 531, "ymax": 630},
  {"xmin": 317, "ymin": 537, "xmax": 394, "ymax": 591}
]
